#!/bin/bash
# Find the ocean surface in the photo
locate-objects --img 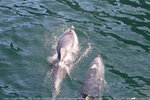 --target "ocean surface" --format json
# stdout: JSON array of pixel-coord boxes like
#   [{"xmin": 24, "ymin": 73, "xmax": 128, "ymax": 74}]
[{"xmin": 0, "ymin": 0, "xmax": 150, "ymax": 99}]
